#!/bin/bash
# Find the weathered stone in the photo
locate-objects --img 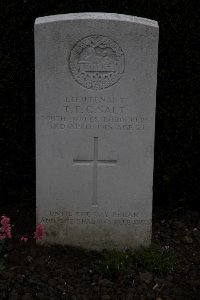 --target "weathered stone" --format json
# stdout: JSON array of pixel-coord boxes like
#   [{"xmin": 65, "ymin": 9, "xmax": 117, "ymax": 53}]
[{"xmin": 35, "ymin": 13, "xmax": 159, "ymax": 249}]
